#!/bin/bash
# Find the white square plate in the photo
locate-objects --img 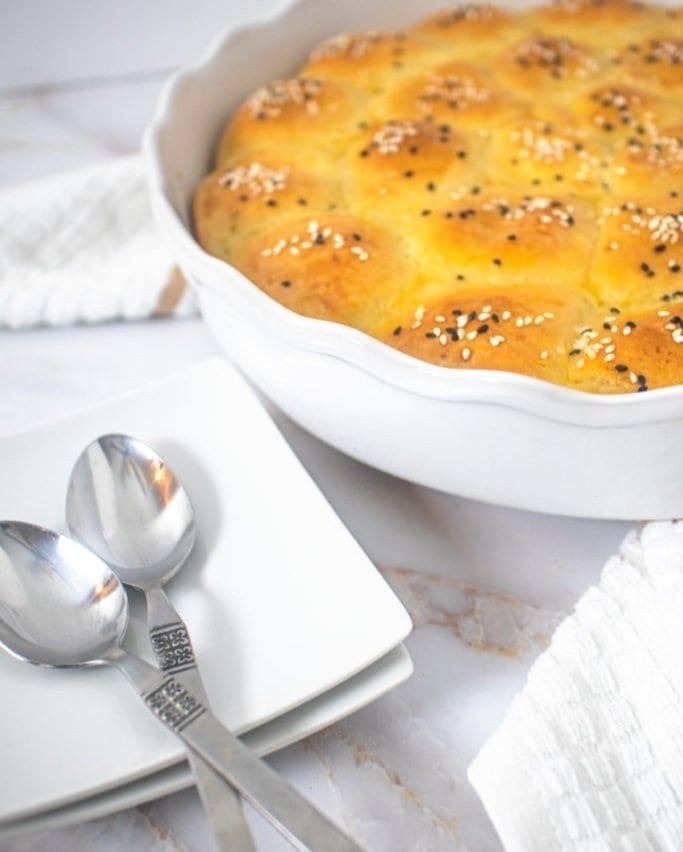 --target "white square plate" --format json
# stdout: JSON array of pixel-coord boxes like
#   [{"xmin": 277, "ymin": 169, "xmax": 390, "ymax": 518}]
[
  {"xmin": 1, "ymin": 645, "xmax": 411, "ymax": 839},
  {"xmin": 0, "ymin": 357, "xmax": 412, "ymax": 824}
]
